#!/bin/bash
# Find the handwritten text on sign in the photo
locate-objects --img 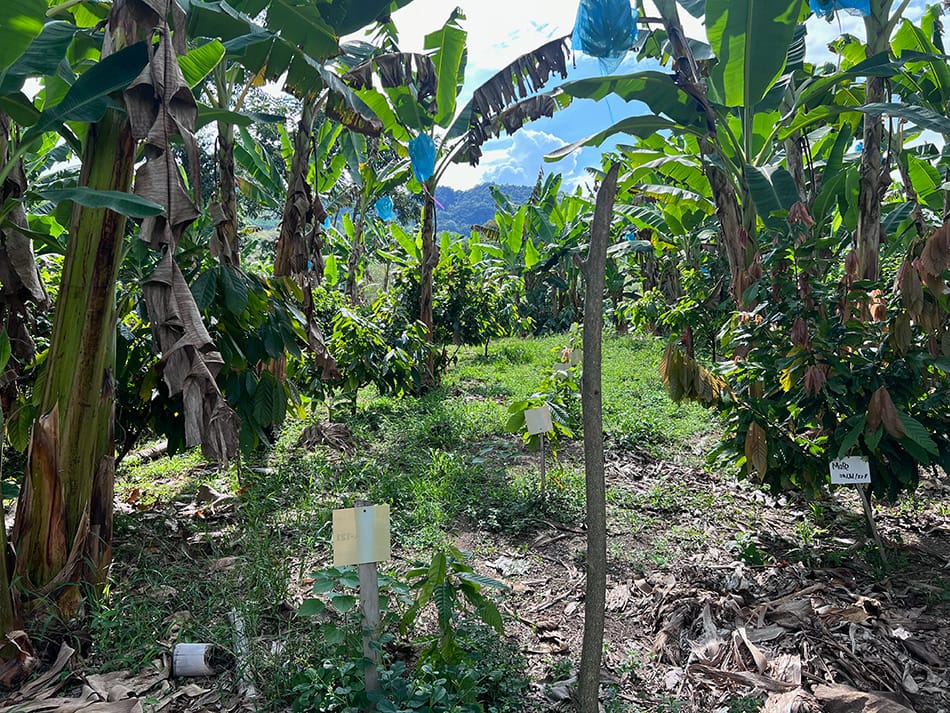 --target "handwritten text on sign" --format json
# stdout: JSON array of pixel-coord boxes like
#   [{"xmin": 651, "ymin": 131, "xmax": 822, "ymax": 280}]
[
  {"xmin": 332, "ymin": 504, "xmax": 391, "ymax": 566},
  {"xmin": 829, "ymin": 456, "xmax": 871, "ymax": 485}
]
